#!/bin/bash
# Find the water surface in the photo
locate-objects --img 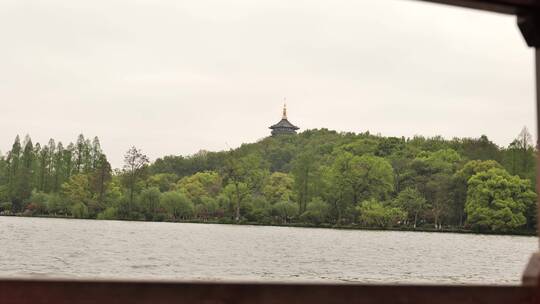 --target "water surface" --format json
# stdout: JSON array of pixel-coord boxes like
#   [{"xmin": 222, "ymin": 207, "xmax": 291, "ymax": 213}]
[{"xmin": 0, "ymin": 216, "xmax": 536, "ymax": 284}]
